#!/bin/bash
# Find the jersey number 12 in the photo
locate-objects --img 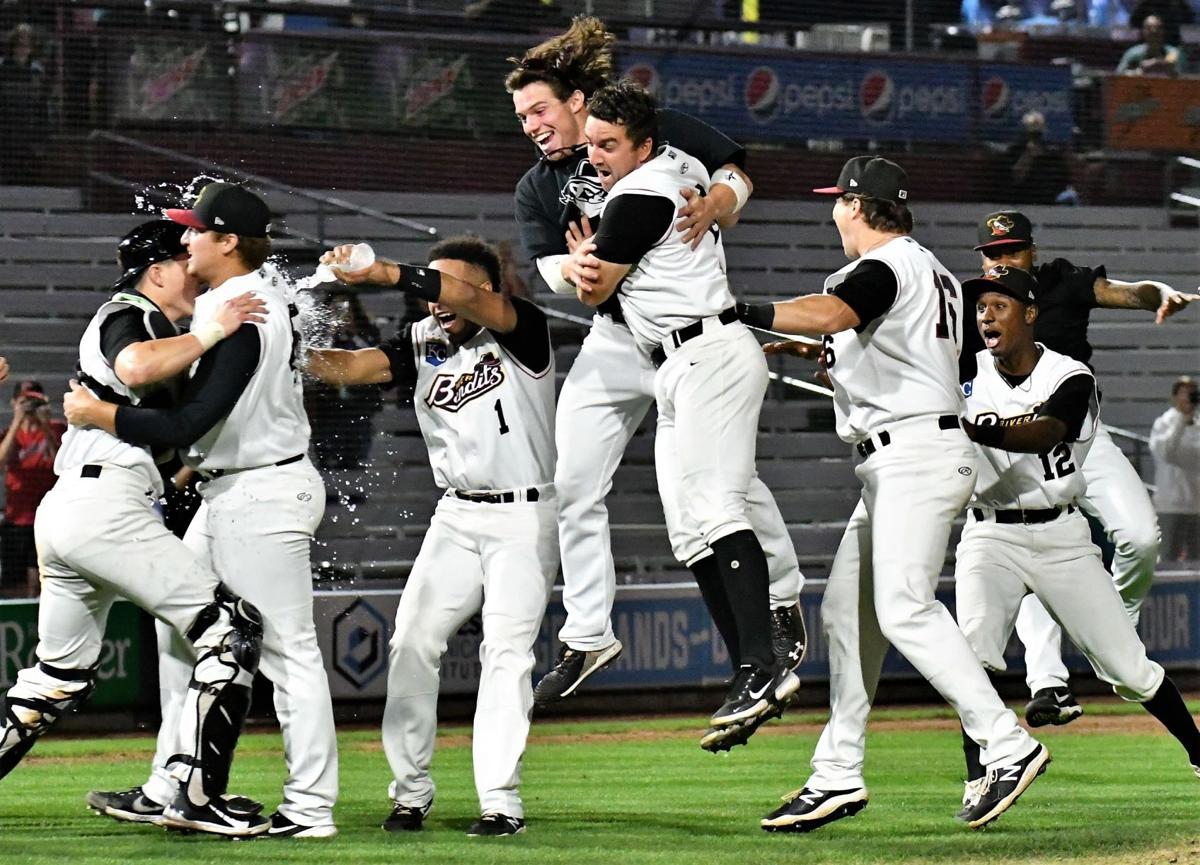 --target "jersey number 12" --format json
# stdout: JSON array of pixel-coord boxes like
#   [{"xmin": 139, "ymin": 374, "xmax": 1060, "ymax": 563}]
[{"xmin": 1038, "ymin": 442, "xmax": 1076, "ymax": 481}]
